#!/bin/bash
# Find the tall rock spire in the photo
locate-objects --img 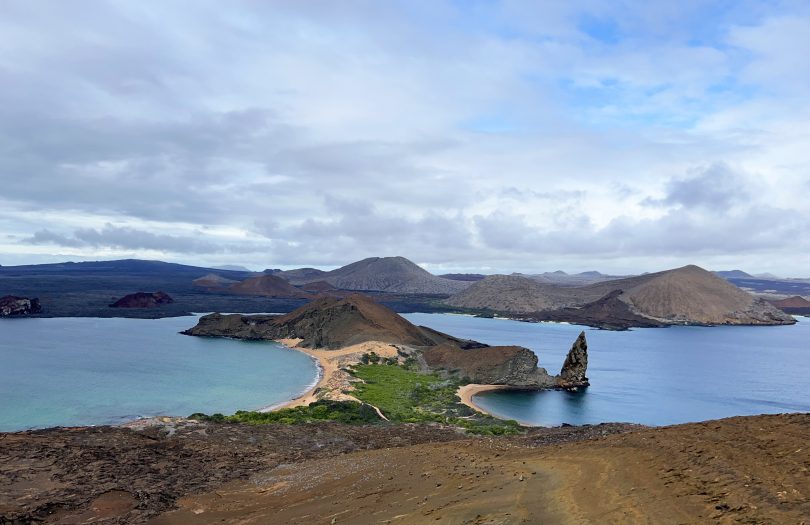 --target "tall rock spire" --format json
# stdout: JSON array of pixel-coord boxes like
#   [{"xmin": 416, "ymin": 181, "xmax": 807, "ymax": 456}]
[{"xmin": 558, "ymin": 331, "xmax": 589, "ymax": 389}]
